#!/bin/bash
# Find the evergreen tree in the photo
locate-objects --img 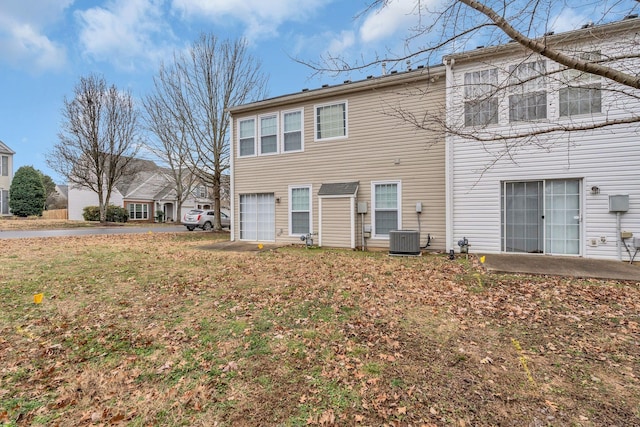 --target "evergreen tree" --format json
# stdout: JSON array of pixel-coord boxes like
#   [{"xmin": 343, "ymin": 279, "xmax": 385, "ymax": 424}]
[{"xmin": 9, "ymin": 166, "xmax": 46, "ymax": 217}]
